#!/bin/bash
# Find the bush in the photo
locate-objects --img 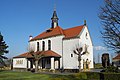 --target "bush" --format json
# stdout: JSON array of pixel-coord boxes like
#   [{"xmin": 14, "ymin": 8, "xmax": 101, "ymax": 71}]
[
  {"xmin": 49, "ymin": 78, "xmax": 69, "ymax": 80},
  {"xmin": 102, "ymin": 73, "xmax": 120, "ymax": 80},
  {"xmin": 101, "ymin": 66, "xmax": 120, "ymax": 73},
  {"xmin": 85, "ymin": 72, "xmax": 100, "ymax": 80},
  {"xmin": 71, "ymin": 73, "xmax": 87, "ymax": 80},
  {"xmin": 85, "ymin": 72, "xmax": 120, "ymax": 80},
  {"xmin": 49, "ymin": 75, "xmax": 71, "ymax": 80}
]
